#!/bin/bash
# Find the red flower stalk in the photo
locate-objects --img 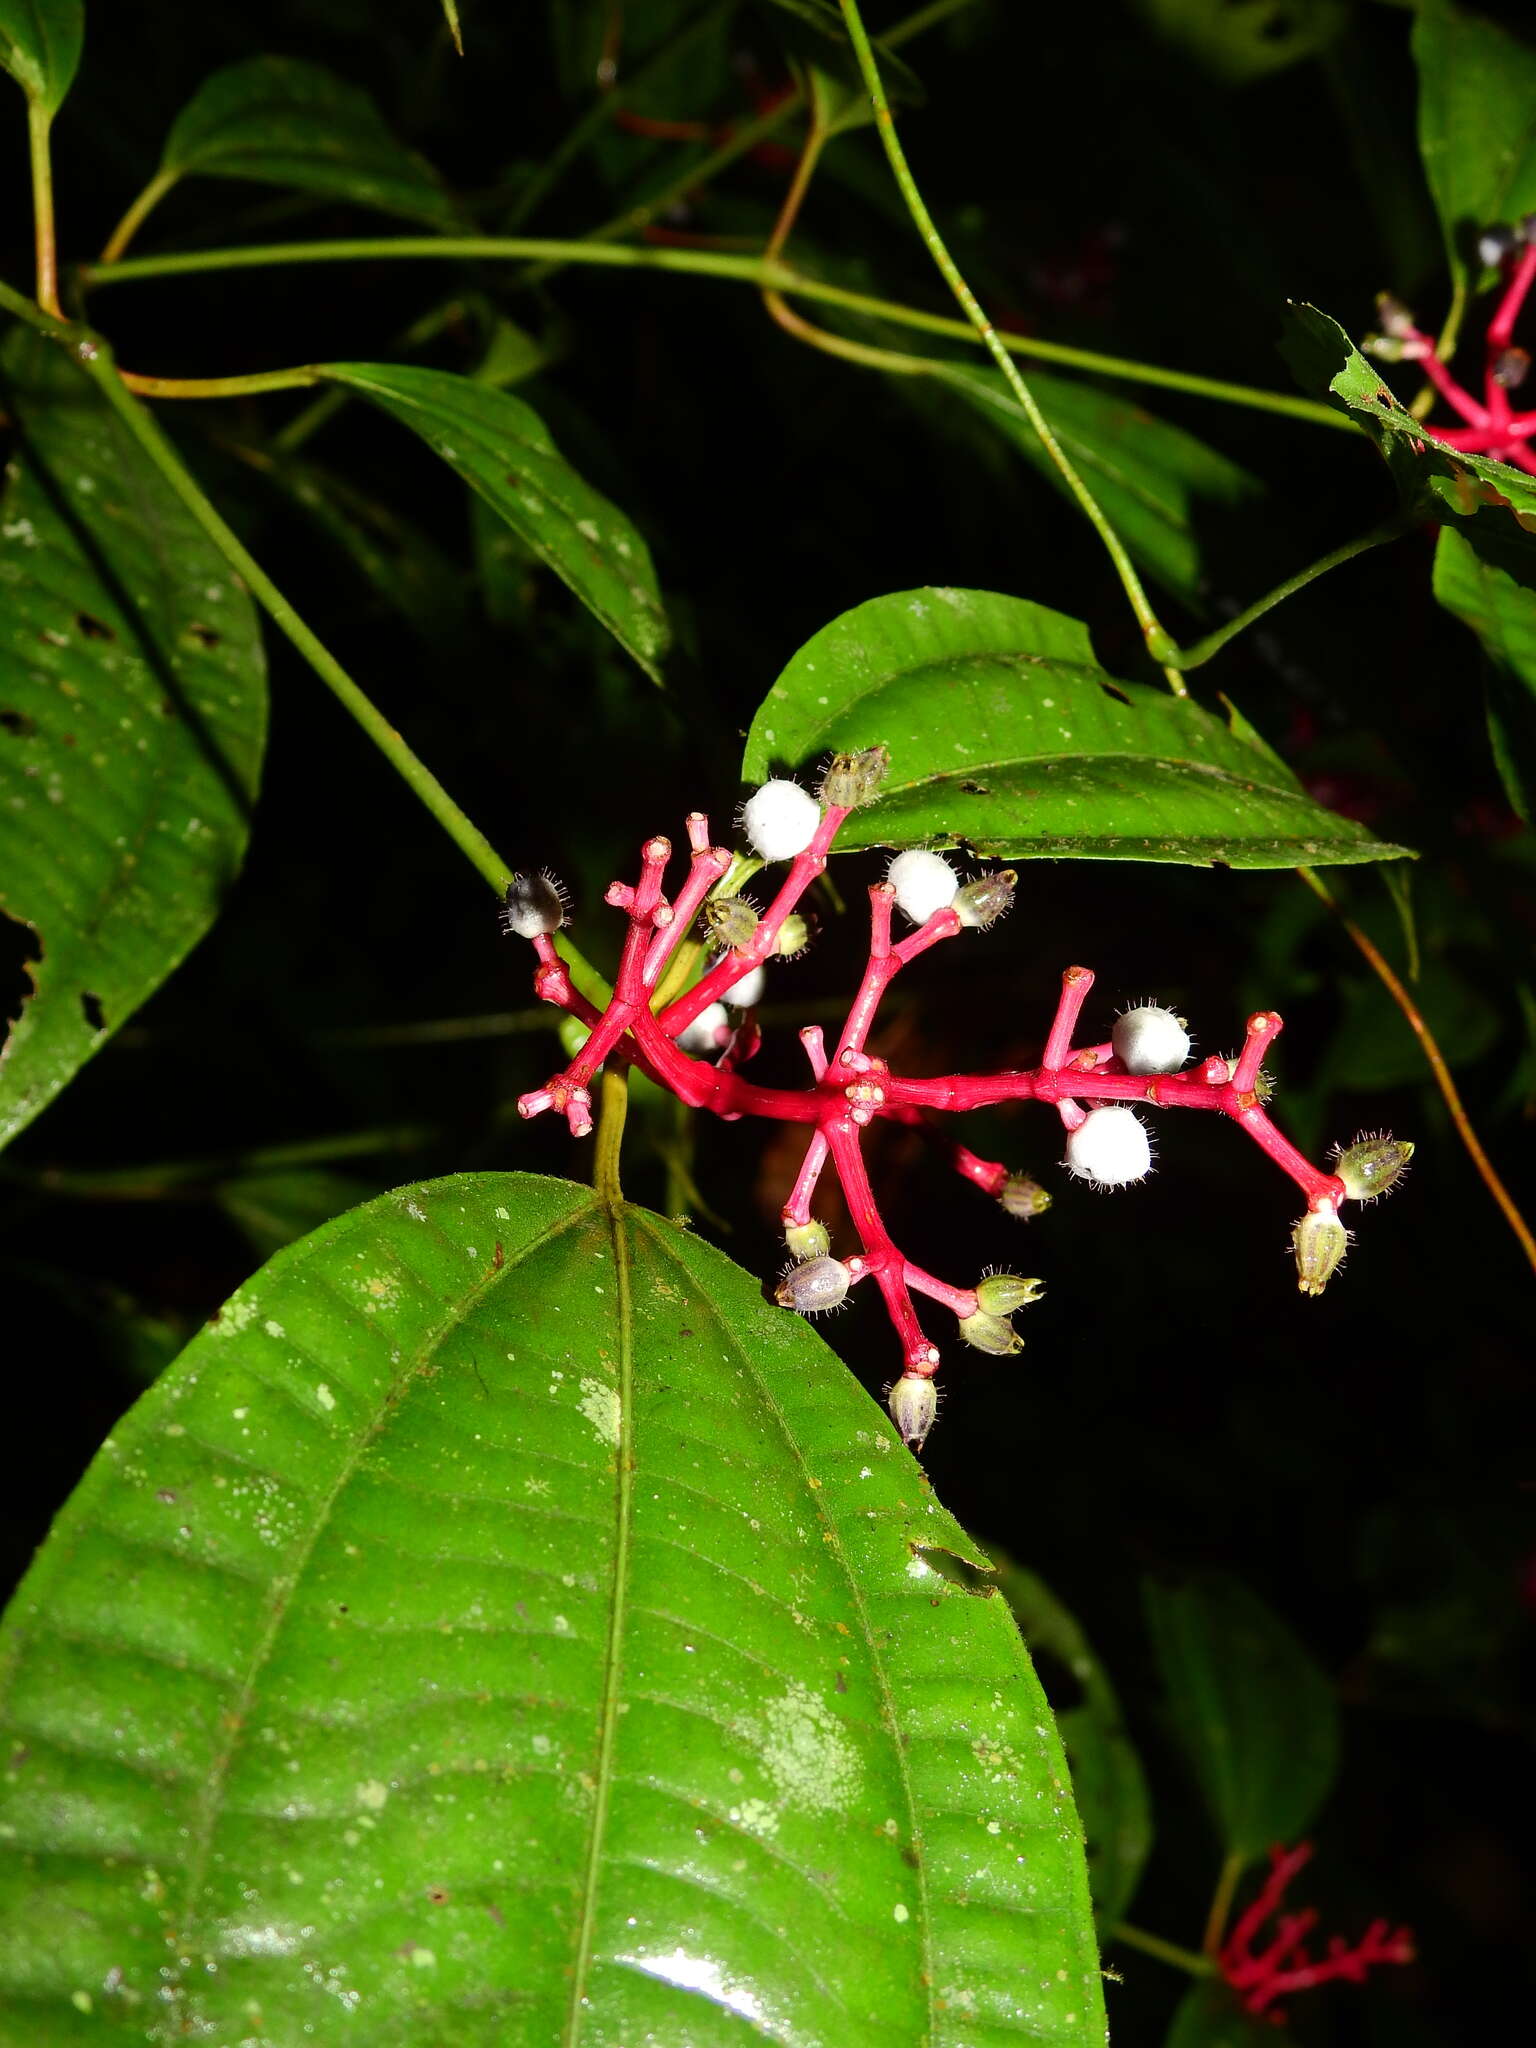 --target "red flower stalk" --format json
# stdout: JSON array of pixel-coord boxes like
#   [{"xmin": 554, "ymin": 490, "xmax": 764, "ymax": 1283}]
[
  {"xmin": 507, "ymin": 756, "xmax": 1410, "ymax": 1446},
  {"xmin": 1367, "ymin": 215, "xmax": 1536, "ymax": 472},
  {"xmin": 1220, "ymin": 1843, "xmax": 1414, "ymax": 2020}
]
